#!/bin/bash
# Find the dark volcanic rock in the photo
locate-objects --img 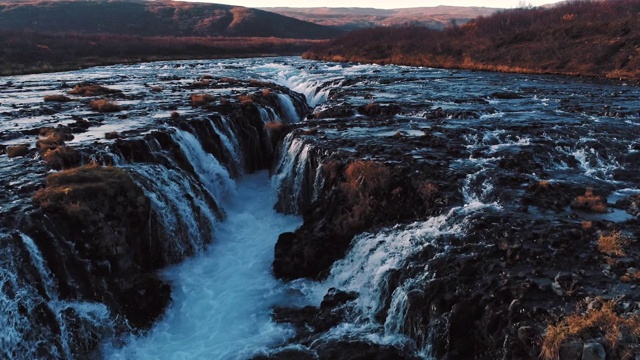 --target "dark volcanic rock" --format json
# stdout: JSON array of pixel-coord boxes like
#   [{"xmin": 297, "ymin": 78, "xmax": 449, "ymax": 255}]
[
  {"xmin": 357, "ymin": 102, "xmax": 402, "ymax": 117},
  {"xmin": 274, "ymin": 156, "xmax": 453, "ymax": 281},
  {"xmin": 313, "ymin": 103, "xmax": 355, "ymax": 119},
  {"xmin": 25, "ymin": 165, "xmax": 170, "ymax": 330}
]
